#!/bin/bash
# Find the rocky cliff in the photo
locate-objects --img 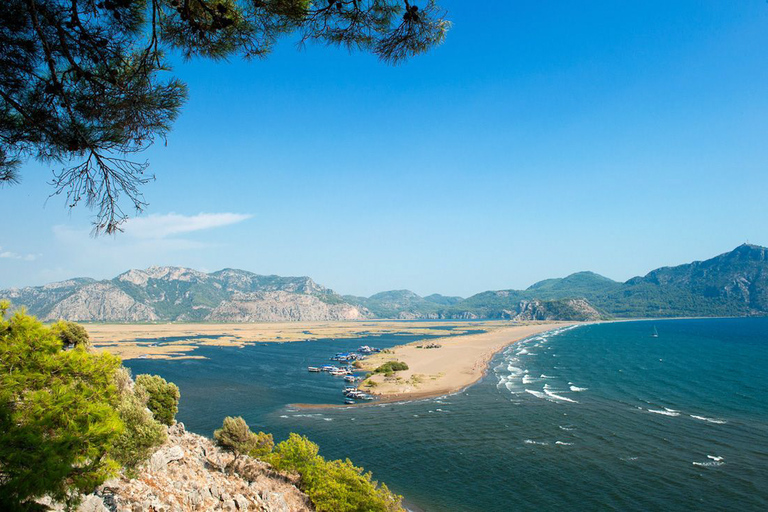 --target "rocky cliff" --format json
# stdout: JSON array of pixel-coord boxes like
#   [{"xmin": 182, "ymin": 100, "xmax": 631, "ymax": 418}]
[
  {"xmin": 40, "ymin": 423, "xmax": 312, "ymax": 512},
  {"xmin": 3, "ymin": 267, "xmax": 370, "ymax": 323}
]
